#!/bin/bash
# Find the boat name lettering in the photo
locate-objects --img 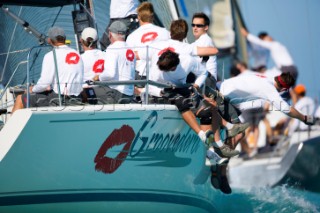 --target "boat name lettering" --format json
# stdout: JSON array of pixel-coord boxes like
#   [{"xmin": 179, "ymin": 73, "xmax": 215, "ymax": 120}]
[{"xmin": 129, "ymin": 111, "xmax": 200, "ymax": 157}]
